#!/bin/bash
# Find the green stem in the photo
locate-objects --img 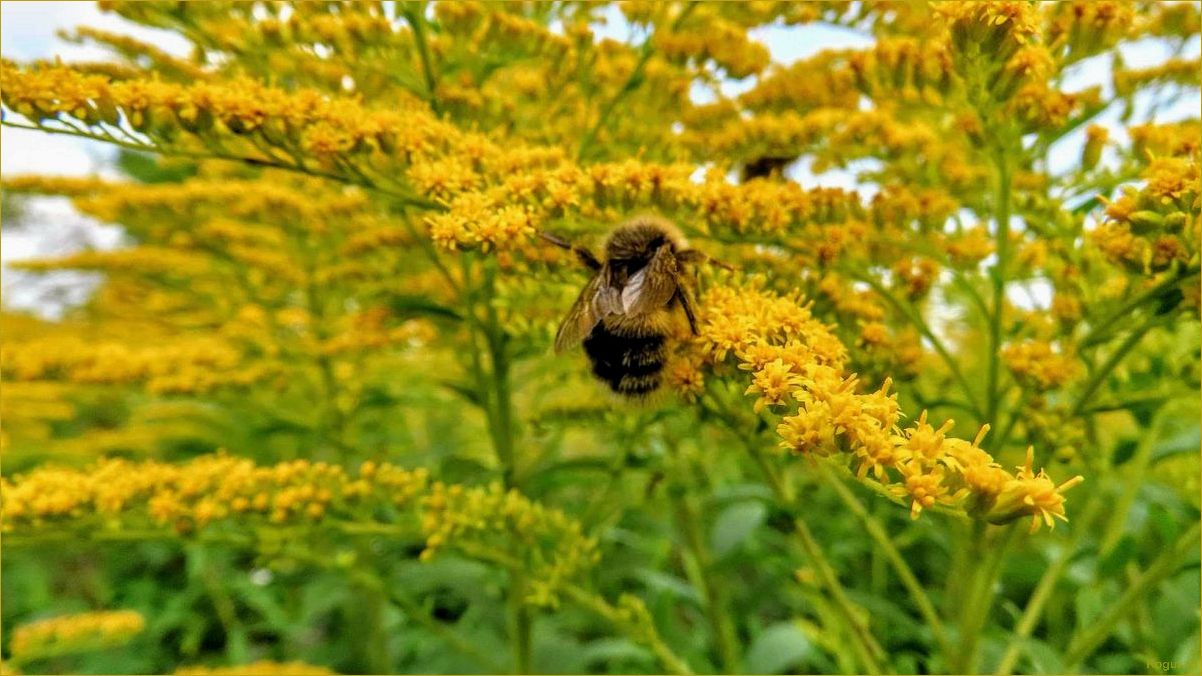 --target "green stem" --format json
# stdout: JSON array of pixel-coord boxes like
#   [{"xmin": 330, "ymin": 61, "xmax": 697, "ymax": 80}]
[
  {"xmin": 1078, "ymin": 264, "xmax": 1199, "ymax": 349},
  {"xmin": 953, "ymin": 523, "xmax": 1018, "ymax": 674},
  {"xmin": 848, "ymin": 267, "xmax": 984, "ymax": 419},
  {"xmin": 482, "ymin": 261, "xmax": 518, "ymax": 487},
  {"xmin": 791, "ymin": 513, "xmax": 888, "ymax": 674},
  {"xmin": 1062, "ymin": 522, "xmax": 1200, "ymax": 669},
  {"xmin": 1098, "ymin": 407, "xmax": 1169, "ymax": 553},
  {"xmin": 986, "ymin": 149, "xmax": 1012, "ymax": 428},
  {"xmin": 387, "ymin": 588, "xmax": 508, "ymax": 673},
  {"xmin": 464, "ymin": 257, "xmax": 528, "ymax": 670},
  {"xmin": 402, "ymin": 1, "xmax": 442, "ymax": 114},
  {"xmin": 0, "ymin": 120, "xmax": 443, "ymax": 210},
  {"xmin": 743, "ymin": 444, "xmax": 888, "ymax": 674},
  {"xmin": 575, "ymin": 2, "xmax": 697, "ymax": 160},
  {"xmin": 1070, "ymin": 316, "xmax": 1163, "ymax": 417},
  {"xmin": 993, "ymin": 499, "xmax": 1104, "ymax": 676},
  {"xmin": 193, "ymin": 547, "xmax": 248, "ymax": 664},
  {"xmin": 509, "ymin": 572, "xmax": 533, "ymax": 674},
  {"xmin": 561, "ymin": 586, "xmax": 694, "ymax": 675},
  {"xmin": 462, "ymin": 542, "xmax": 694, "ymax": 675},
  {"xmin": 671, "ymin": 485, "xmax": 741, "ymax": 673},
  {"xmin": 817, "ymin": 463, "xmax": 954, "ymax": 661}
]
